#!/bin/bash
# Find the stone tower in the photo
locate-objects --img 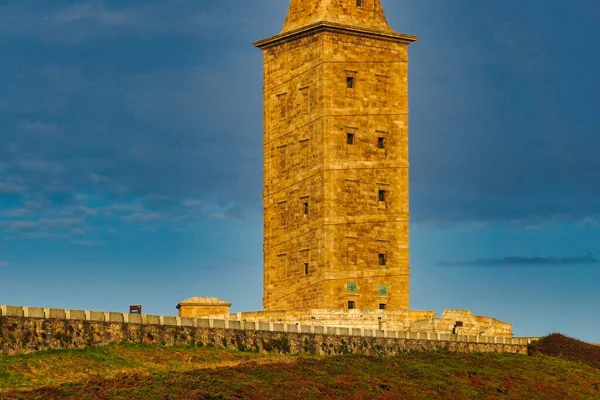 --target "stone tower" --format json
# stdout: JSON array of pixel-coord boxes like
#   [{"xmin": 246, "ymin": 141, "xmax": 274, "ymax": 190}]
[{"xmin": 255, "ymin": 0, "xmax": 417, "ymax": 311}]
